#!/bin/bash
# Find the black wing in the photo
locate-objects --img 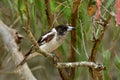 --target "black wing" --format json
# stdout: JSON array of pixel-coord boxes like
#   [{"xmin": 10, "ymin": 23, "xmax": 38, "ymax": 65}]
[{"xmin": 37, "ymin": 30, "xmax": 55, "ymax": 46}]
